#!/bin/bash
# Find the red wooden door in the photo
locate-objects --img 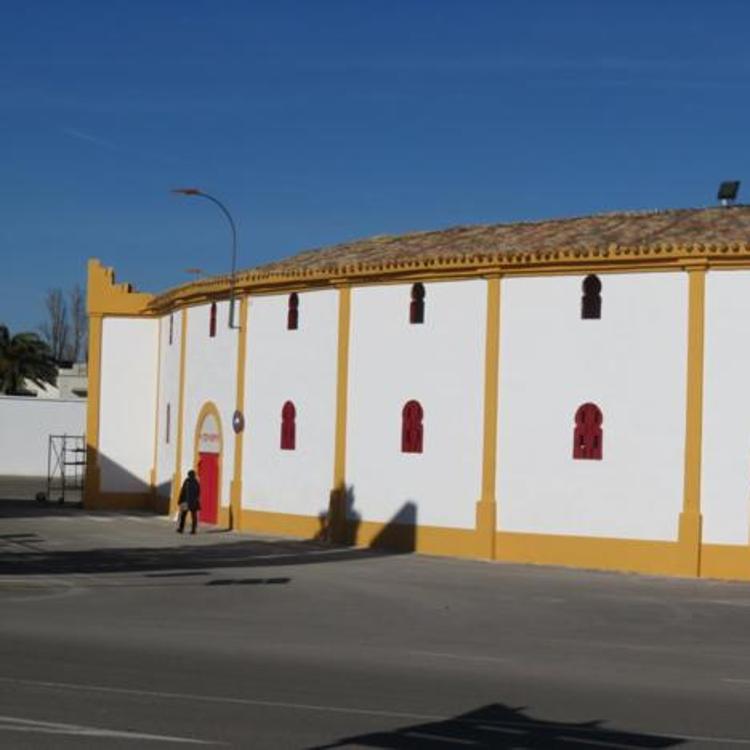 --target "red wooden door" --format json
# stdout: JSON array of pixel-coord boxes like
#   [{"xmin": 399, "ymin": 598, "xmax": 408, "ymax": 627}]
[{"xmin": 198, "ymin": 452, "xmax": 219, "ymax": 524}]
